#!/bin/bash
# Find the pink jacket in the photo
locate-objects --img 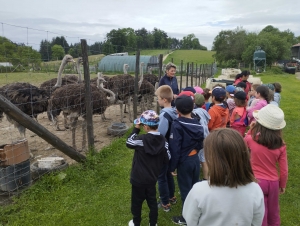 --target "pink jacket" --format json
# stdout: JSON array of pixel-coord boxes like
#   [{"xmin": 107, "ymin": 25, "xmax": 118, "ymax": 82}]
[
  {"xmin": 244, "ymin": 131, "xmax": 288, "ymax": 188},
  {"xmin": 247, "ymin": 99, "xmax": 267, "ymax": 124}
]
